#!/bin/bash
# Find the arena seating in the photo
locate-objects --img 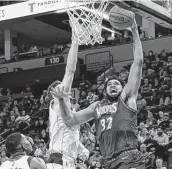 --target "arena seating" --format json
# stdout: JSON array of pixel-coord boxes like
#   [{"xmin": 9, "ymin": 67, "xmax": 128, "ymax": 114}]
[{"xmin": 0, "ymin": 45, "xmax": 172, "ymax": 168}]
